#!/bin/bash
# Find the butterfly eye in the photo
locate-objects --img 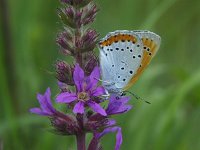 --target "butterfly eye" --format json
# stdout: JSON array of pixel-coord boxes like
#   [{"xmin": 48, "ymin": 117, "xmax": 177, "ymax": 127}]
[{"xmin": 120, "ymin": 92, "xmax": 126, "ymax": 96}]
